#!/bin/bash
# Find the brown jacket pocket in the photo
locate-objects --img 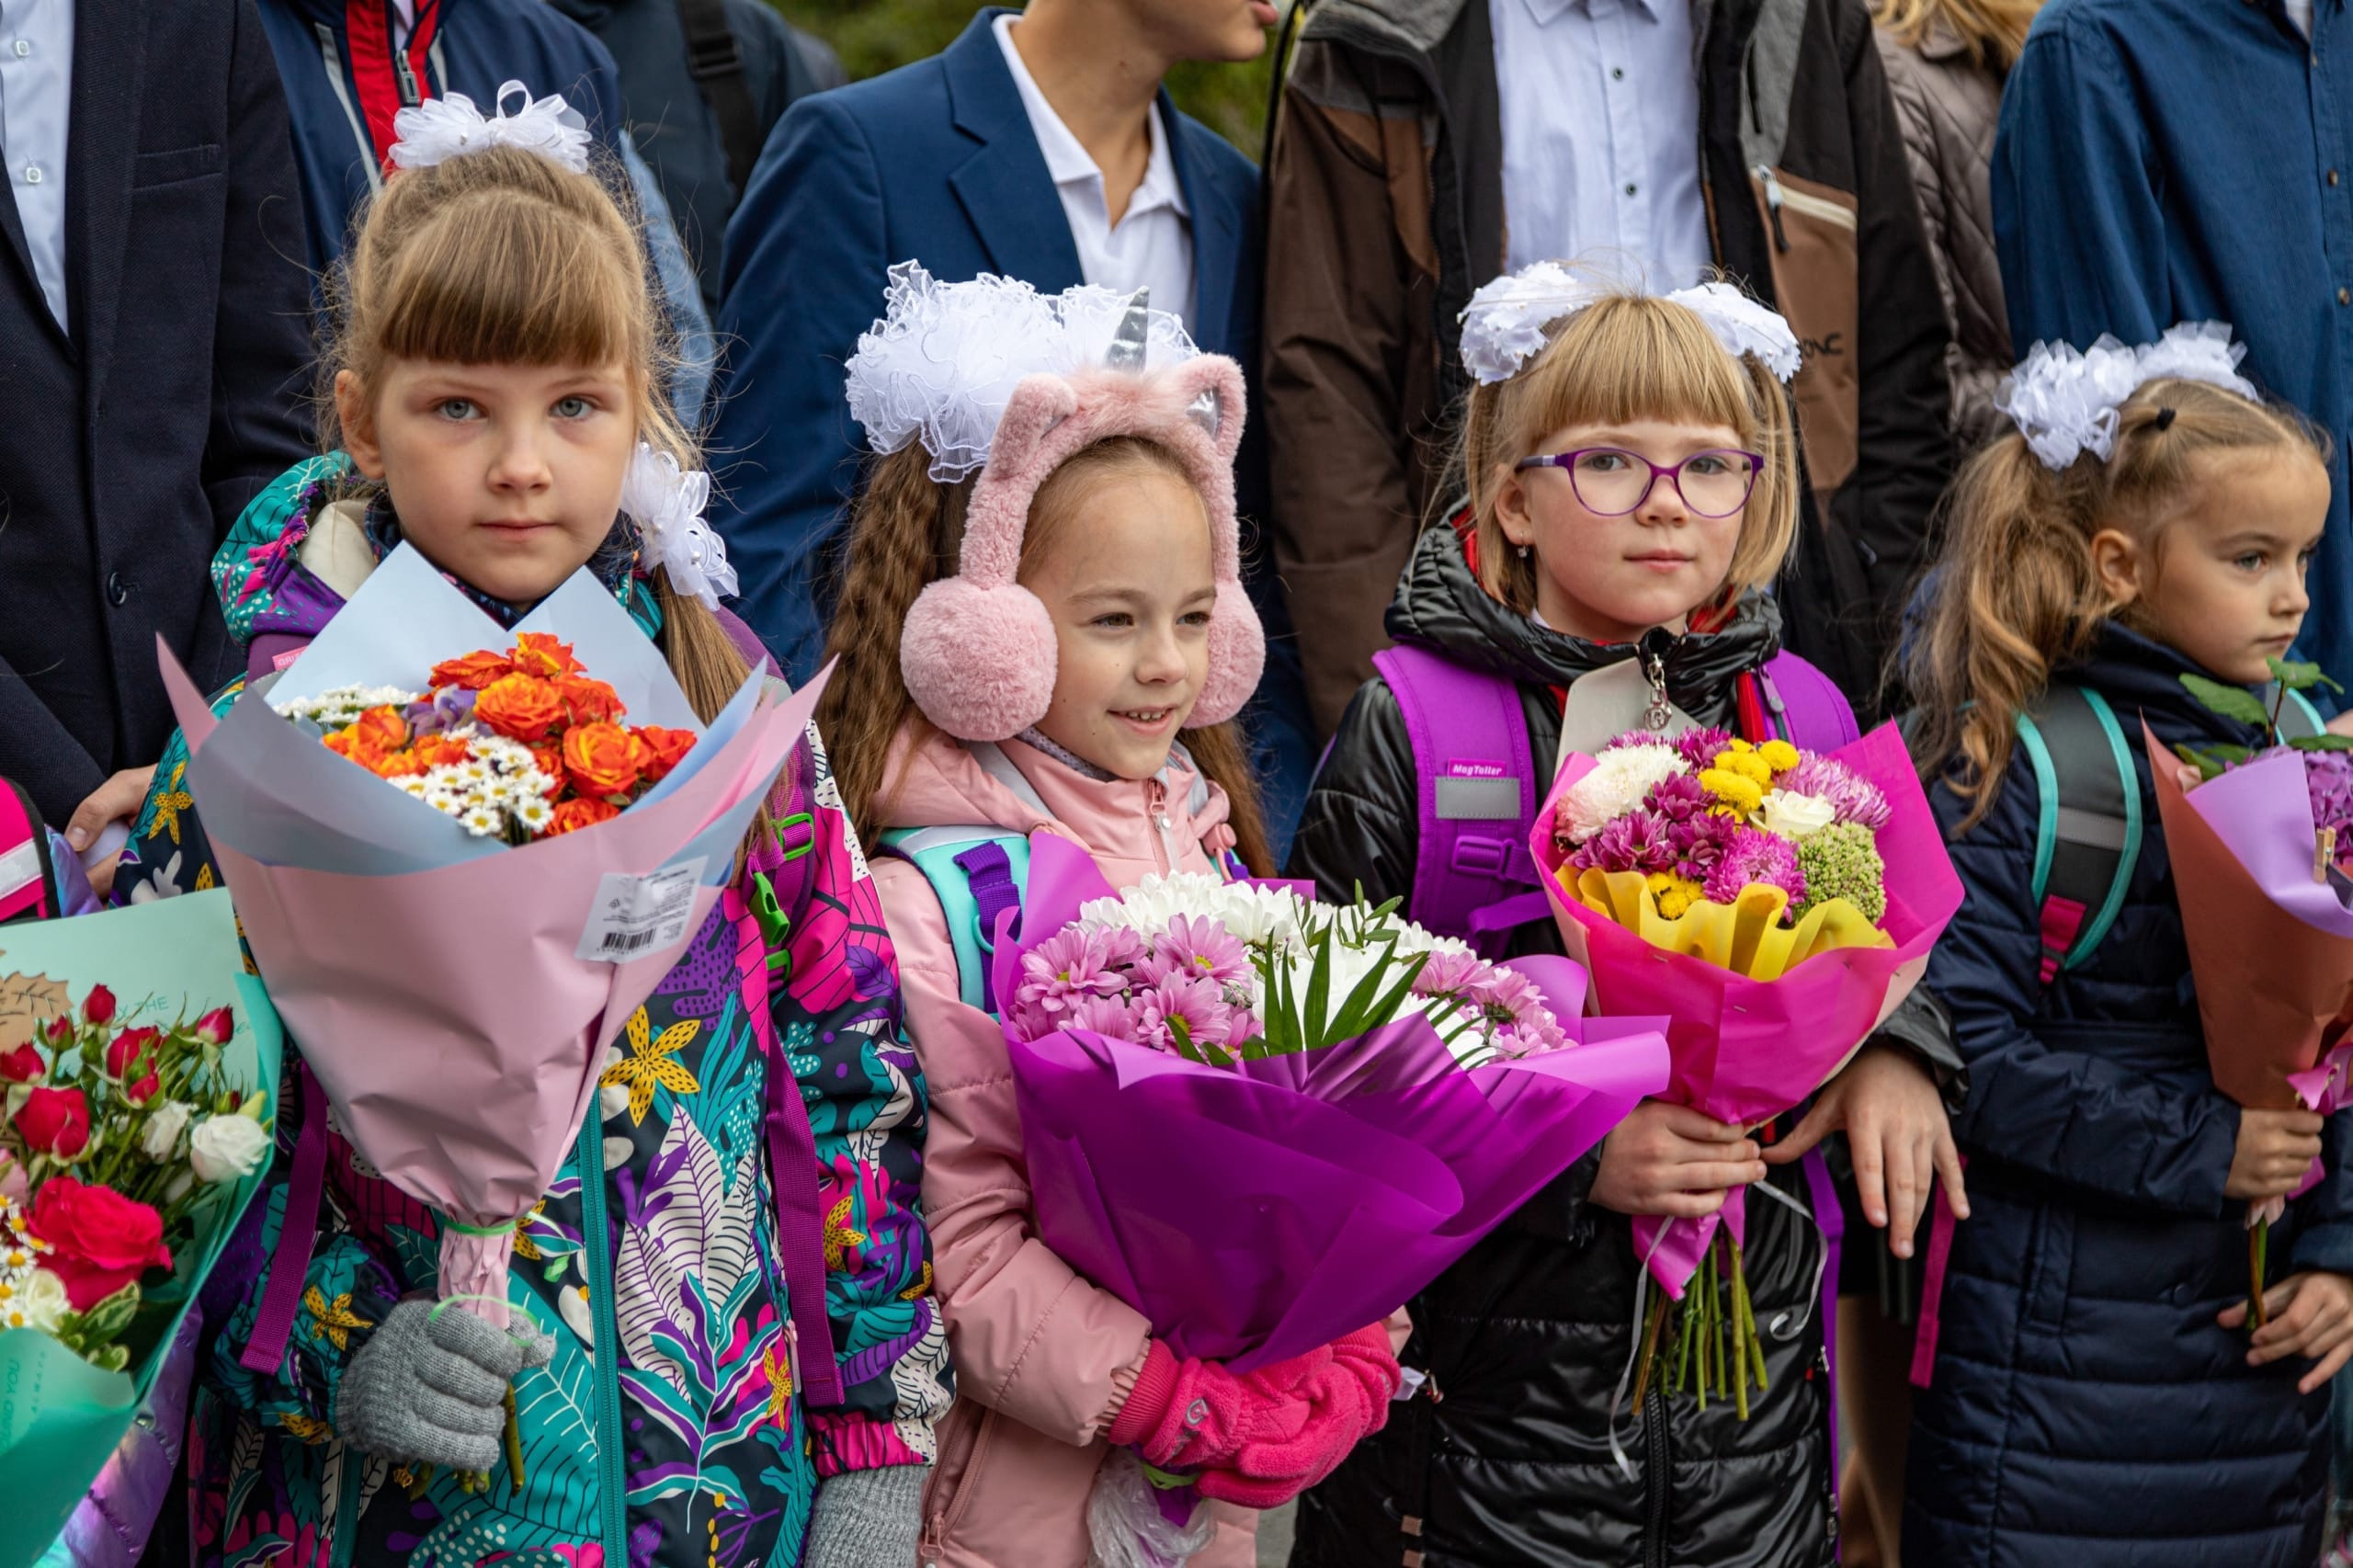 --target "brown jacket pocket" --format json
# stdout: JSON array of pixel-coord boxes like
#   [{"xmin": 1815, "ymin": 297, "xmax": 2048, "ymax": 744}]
[{"xmin": 1753, "ymin": 165, "xmax": 1860, "ymax": 498}]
